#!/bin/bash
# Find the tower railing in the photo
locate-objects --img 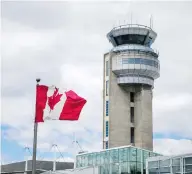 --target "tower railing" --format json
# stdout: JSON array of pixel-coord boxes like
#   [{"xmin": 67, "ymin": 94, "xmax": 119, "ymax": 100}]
[
  {"xmin": 111, "ymin": 44, "xmax": 159, "ymax": 56},
  {"xmin": 111, "ymin": 24, "xmax": 153, "ymax": 31}
]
